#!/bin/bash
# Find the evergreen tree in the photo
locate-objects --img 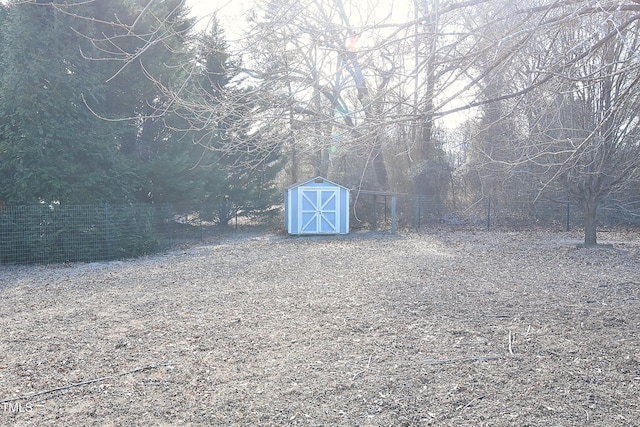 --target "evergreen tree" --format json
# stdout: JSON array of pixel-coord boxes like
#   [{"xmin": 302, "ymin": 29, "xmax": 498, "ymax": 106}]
[
  {"xmin": 83, "ymin": 0, "xmax": 199, "ymax": 205},
  {"xmin": 187, "ymin": 18, "xmax": 284, "ymax": 225},
  {"xmin": 0, "ymin": 0, "xmax": 282, "ymax": 224},
  {"xmin": 0, "ymin": 1, "xmax": 133, "ymax": 204}
]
